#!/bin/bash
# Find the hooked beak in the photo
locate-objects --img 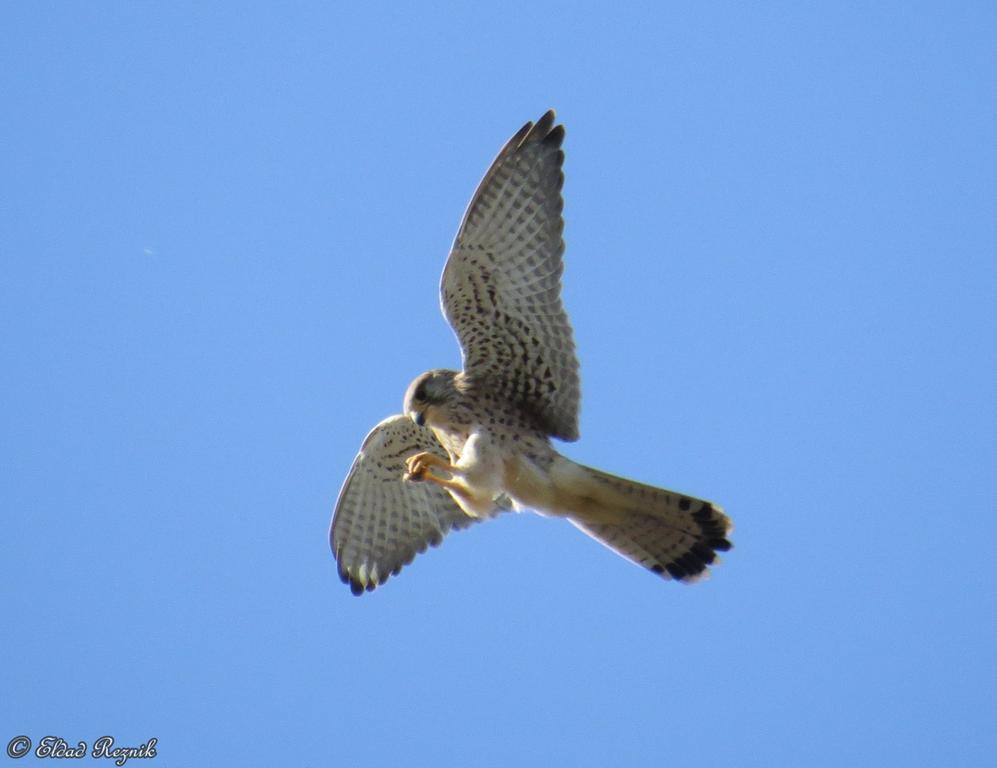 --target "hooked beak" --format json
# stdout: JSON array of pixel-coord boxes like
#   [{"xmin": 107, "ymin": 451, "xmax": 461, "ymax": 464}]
[{"xmin": 412, "ymin": 411, "xmax": 426, "ymax": 427}]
